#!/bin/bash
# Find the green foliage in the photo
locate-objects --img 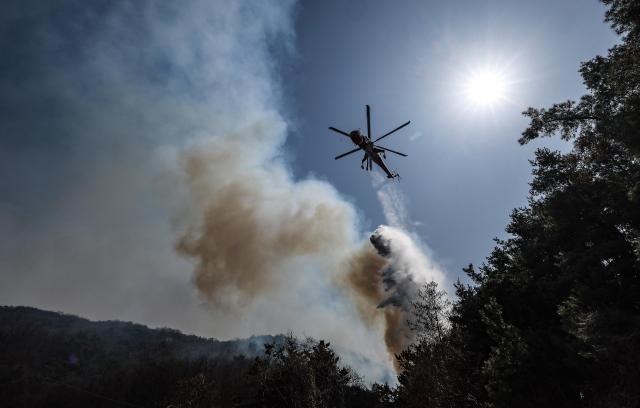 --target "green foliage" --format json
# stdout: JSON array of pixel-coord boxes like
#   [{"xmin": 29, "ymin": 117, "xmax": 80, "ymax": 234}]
[
  {"xmin": 396, "ymin": 1, "xmax": 640, "ymax": 407},
  {"xmin": 395, "ymin": 282, "xmax": 461, "ymax": 408},
  {"xmin": 1, "ymin": 307, "xmax": 391, "ymax": 407},
  {"xmin": 0, "ymin": 306, "xmax": 260, "ymax": 407},
  {"xmin": 244, "ymin": 335, "xmax": 384, "ymax": 408},
  {"xmin": 409, "ymin": 281, "xmax": 451, "ymax": 345}
]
